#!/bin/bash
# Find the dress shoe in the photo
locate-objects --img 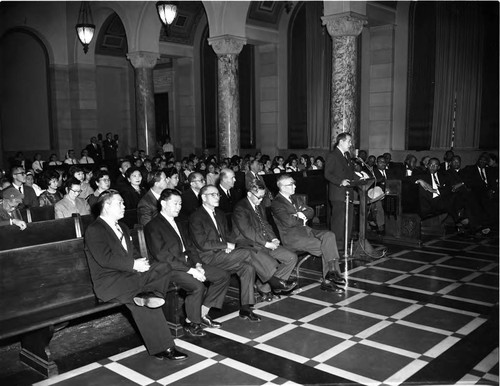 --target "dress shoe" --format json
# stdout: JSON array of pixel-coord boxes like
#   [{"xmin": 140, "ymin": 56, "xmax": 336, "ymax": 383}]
[
  {"xmin": 320, "ymin": 281, "xmax": 345, "ymax": 293},
  {"xmin": 268, "ymin": 277, "xmax": 297, "ymax": 294},
  {"xmin": 325, "ymin": 270, "xmax": 346, "ymax": 285},
  {"xmin": 133, "ymin": 291, "xmax": 165, "ymax": 309},
  {"xmin": 201, "ymin": 315, "xmax": 222, "ymax": 329},
  {"xmin": 258, "ymin": 290, "xmax": 274, "ymax": 302},
  {"xmin": 184, "ymin": 322, "xmax": 206, "ymax": 337},
  {"xmin": 239, "ymin": 309, "xmax": 261, "ymax": 322},
  {"xmin": 154, "ymin": 346, "xmax": 188, "ymax": 361}
]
